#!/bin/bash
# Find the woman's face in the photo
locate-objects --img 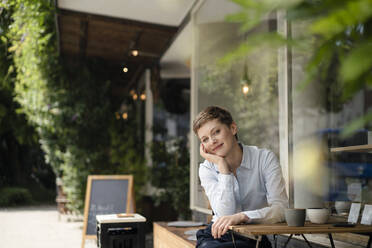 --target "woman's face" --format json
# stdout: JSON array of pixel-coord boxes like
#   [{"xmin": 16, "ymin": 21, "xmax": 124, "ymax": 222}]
[{"xmin": 197, "ymin": 119, "xmax": 237, "ymax": 157}]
